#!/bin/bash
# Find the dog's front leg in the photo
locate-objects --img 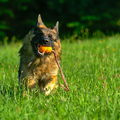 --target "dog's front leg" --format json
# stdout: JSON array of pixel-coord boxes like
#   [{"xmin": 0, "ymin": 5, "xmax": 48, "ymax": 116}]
[
  {"xmin": 44, "ymin": 76, "xmax": 58, "ymax": 95},
  {"xmin": 28, "ymin": 78, "xmax": 37, "ymax": 90}
]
